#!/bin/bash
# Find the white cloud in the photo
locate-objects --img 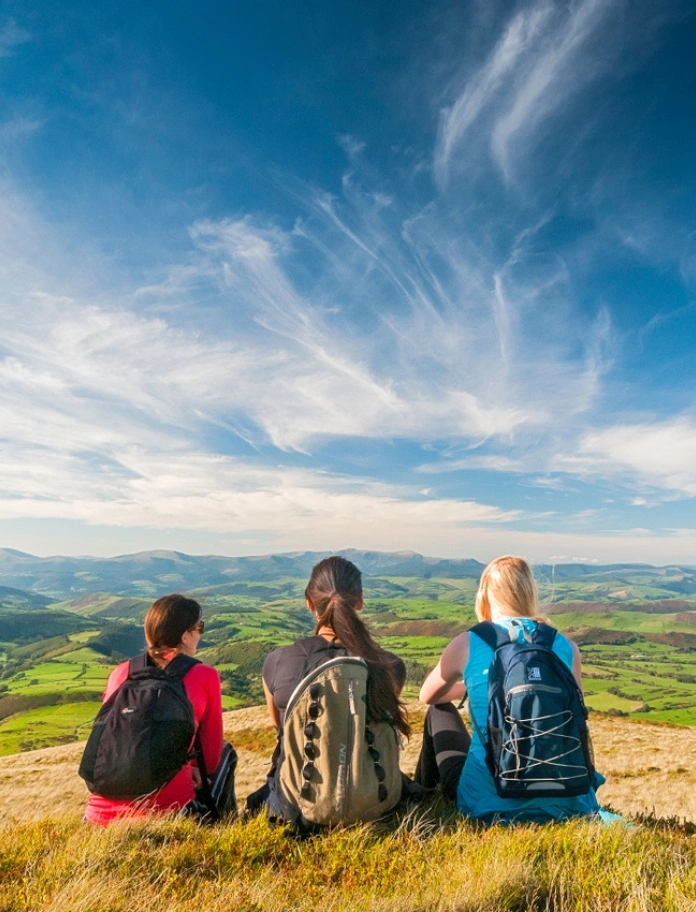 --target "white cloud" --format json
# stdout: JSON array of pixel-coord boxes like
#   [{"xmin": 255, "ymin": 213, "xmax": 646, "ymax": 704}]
[
  {"xmin": 417, "ymin": 454, "xmax": 522, "ymax": 474},
  {"xmin": 337, "ymin": 134, "xmax": 367, "ymax": 159},
  {"xmin": 435, "ymin": 1, "xmax": 554, "ymax": 187},
  {"xmin": 435, "ymin": 0, "xmax": 643, "ymax": 185},
  {"xmin": 0, "ymin": 441, "xmax": 522, "ymax": 539},
  {"xmin": 0, "ymin": 164, "xmax": 639, "ymax": 519},
  {"xmin": 0, "ymin": 113, "xmax": 689, "ymax": 561},
  {"xmin": 0, "ymin": 117, "xmax": 43, "ymax": 144},
  {"xmin": 558, "ymin": 419, "xmax": 696, "ymax": 497},
  {"xmin": 5, "ymin": 430, "xmax": 696, "ymax": 565},
  {"xmin": 490, "ymin": 0, "xmax": 615, "ymax": 182},
  {"xmin": 0, "ymin": 19, "xmax": 30, "ymax": 58}
]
